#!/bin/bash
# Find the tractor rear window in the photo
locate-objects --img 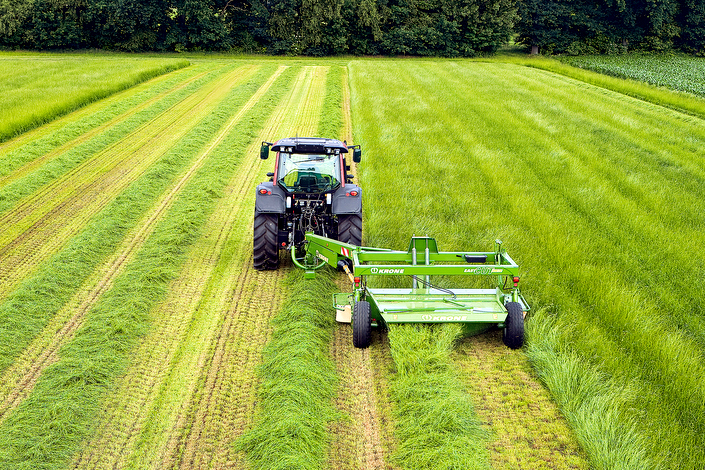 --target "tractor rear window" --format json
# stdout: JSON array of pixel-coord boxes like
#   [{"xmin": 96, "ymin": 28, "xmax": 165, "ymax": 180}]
[{"xmin": 277, "ymin": 153, "xmax": 341, "ymax": 193}]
